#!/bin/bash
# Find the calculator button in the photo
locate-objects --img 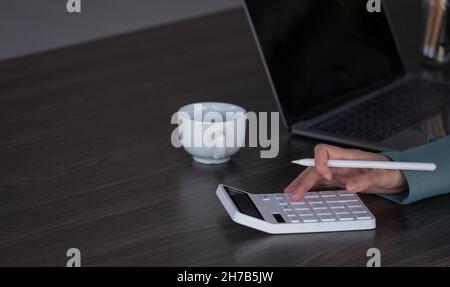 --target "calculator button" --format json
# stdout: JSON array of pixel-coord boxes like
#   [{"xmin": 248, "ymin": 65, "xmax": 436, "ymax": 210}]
[
  {"xmin": 307, "ymin": 199, "xmax": 324, "ymax": 204},
  {"xmin": 286, "ymin": 211, "xmax": 296, "ymax": 217},
  {"xmin": 346, "ymin": 202, "xmax": 363, "ymax": 208},
  {"xmin": 262, "ymin": 195, "xmax": 271, "ymax": 201},
  {"xmin": 282, "ymin": 206, "xmax": 292, "ymax": 211},
  {"xmin": 334, "ymin": 211, "xmax": 350, "ymax": 215},
  {"xmin": 290, "ymin": 200, "xmax": 306, "ymax": 205},
  {"xmin": 319, "ymin": 214, "xmax": 336, "ymax": 222},
  {"xmin": 316, "ymin": 207, "xmax": 332, "ymax": 214},
  {"xmin": 305, "ymin": 192, "xmax": 320, "ymax": 198},
  {"xmin": 321, "ymin": 191, "xmax": 337, "ymax": 197},
  {"xmin": 328, "ymin": 202, "xmax": 346, "ymax": 209},
  {"xmin": 300, "ymin": 215, "xmax": 318, "ymax": 222},
  {"xmin": 310, "ymin": 202, "xmax": 328, "ymax": 210},
  {"xmin": 354, "ymin": 212, "xmax": 371, "ymax": 220},
  {"xmin": 337, "ymin": 190, "xmax": 355, "ymax": 197},
  {"xmin": 336, "ymin": 213, "xmax": 355, "ymax": 221},
  {"xmin": 350, "ymin": 207, "xmax": 367, "ymax": 213},
  {"xmin": 316, "ymin": 211, "xmax": 332, "ymax": 216},
  {"xmin": 297, "ymin": 209, "xmax": 314, "ymax": 216},
  {"xmin": 312, "ymin": 207, "xmax": 327, "ymax": 211},
  {"xmin": 291, "ymin": 219, "xmax": 300, "ymax": 223},
  {"xmin": 274, "ymin": 194, "xmax": 285, "ymax": 199},
  {"xmin": 294, "ymin": 207, "xmax": 310, "ymax": 211},
  {"xmin": 334, "ymin": 206, "xmax": 351, "ymax": 215}
]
